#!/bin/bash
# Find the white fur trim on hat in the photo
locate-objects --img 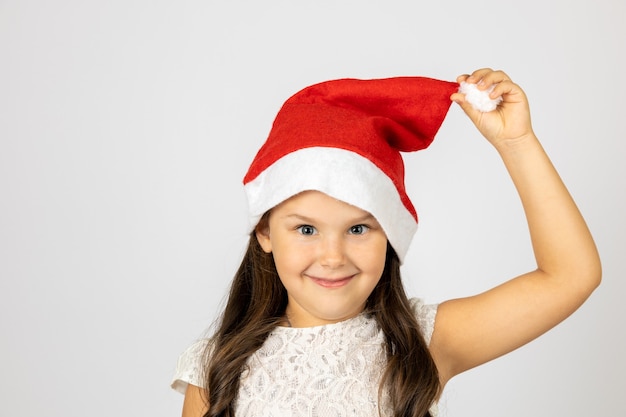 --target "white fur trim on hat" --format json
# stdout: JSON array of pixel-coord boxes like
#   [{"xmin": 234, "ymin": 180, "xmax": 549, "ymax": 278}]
[{"xmin": 244, "ymin": 147, "xmax": 417, "ymax": 263}]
